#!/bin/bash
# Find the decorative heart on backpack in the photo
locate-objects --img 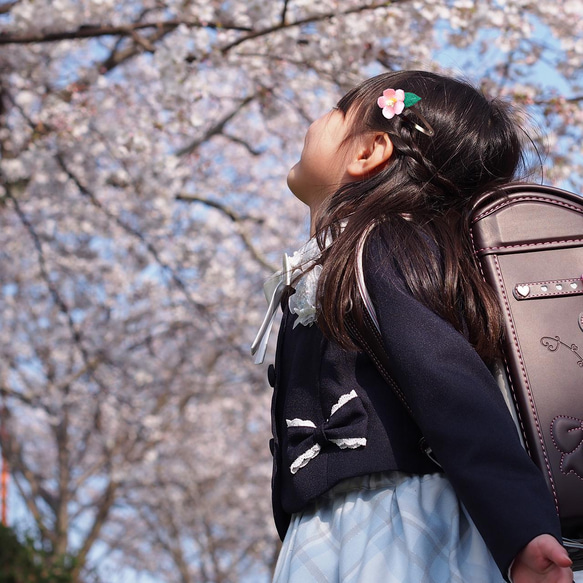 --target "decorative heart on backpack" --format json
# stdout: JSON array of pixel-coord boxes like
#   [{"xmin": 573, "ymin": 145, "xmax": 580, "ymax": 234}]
[
  {"xmin": 551, "ymin": 416, "xmax": 583, "ymax": 479},
  {"xmin": 516, "ymin": 285, "xmax": 530, "ymax": 297}
]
